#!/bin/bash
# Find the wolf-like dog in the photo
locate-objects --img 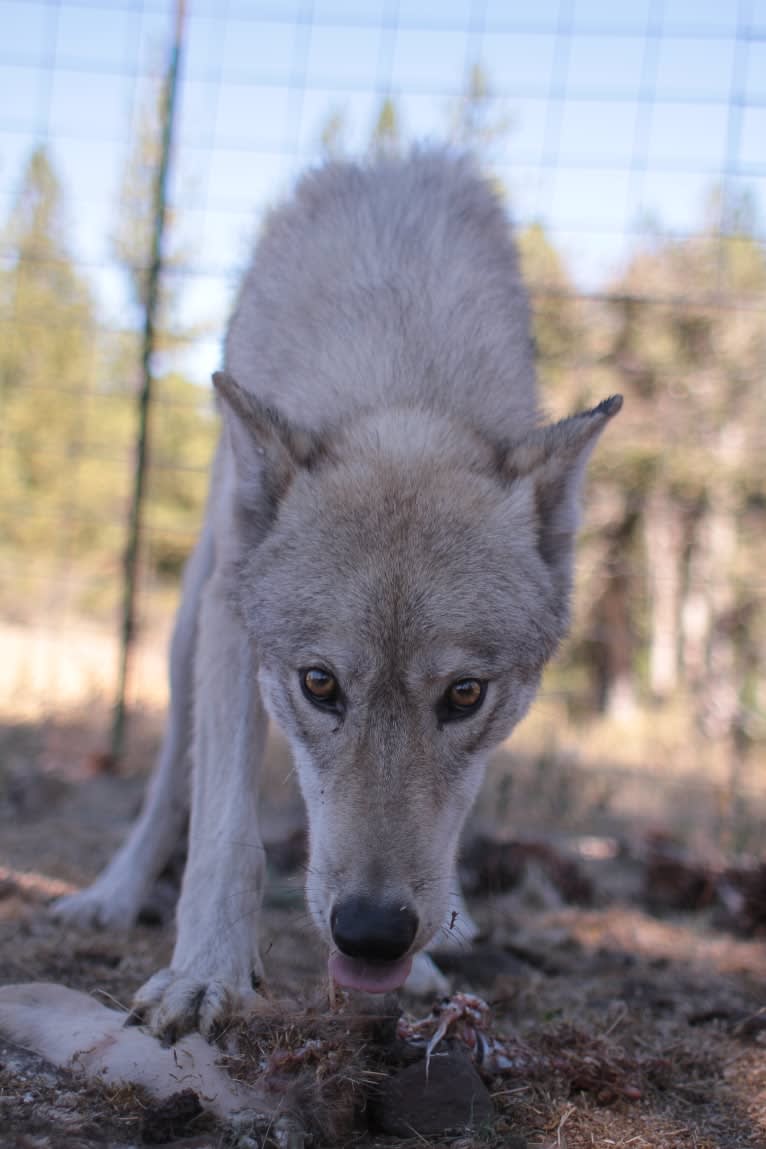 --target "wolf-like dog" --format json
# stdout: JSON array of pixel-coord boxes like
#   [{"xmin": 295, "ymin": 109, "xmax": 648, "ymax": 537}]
[{"xmin": 54, "ymin": 151, "xmax": 621, "ymax": 1041}]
